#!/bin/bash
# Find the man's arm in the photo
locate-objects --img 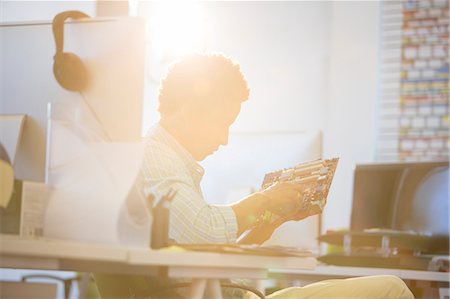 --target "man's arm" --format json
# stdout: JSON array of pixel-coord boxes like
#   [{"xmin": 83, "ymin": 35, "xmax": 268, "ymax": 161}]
[
  {"xmin": 236, "ymin": 218, "xmax": 283, "ymax": 245},
  {"xmin": 168, "ymin": 180, "xmax": 239, "ymax": 244},
  {"xmin": 236, "ymin": 204, "xmax": 322, "ymax": 245},
  {"xmin": 142, "ymin": 140, "xmax": 239, "ymax": 244},
  {"xmin": 230, "ymin": 182, "xmax": 314, "ymax": 240}
]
